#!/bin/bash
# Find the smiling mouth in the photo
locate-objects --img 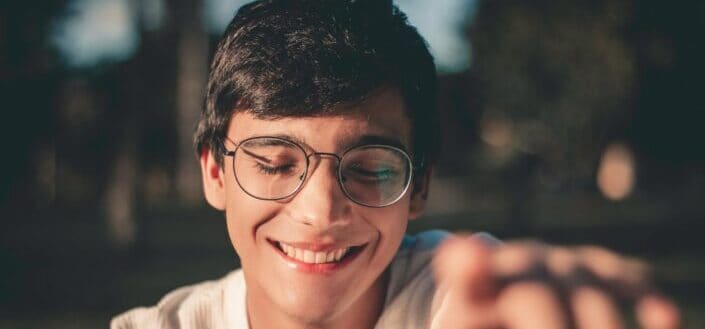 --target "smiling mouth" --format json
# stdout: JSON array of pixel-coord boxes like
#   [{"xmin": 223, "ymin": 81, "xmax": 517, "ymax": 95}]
[{"xmin": 269, "ymin": 240, "xmax": 365, "ymax": 265}]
